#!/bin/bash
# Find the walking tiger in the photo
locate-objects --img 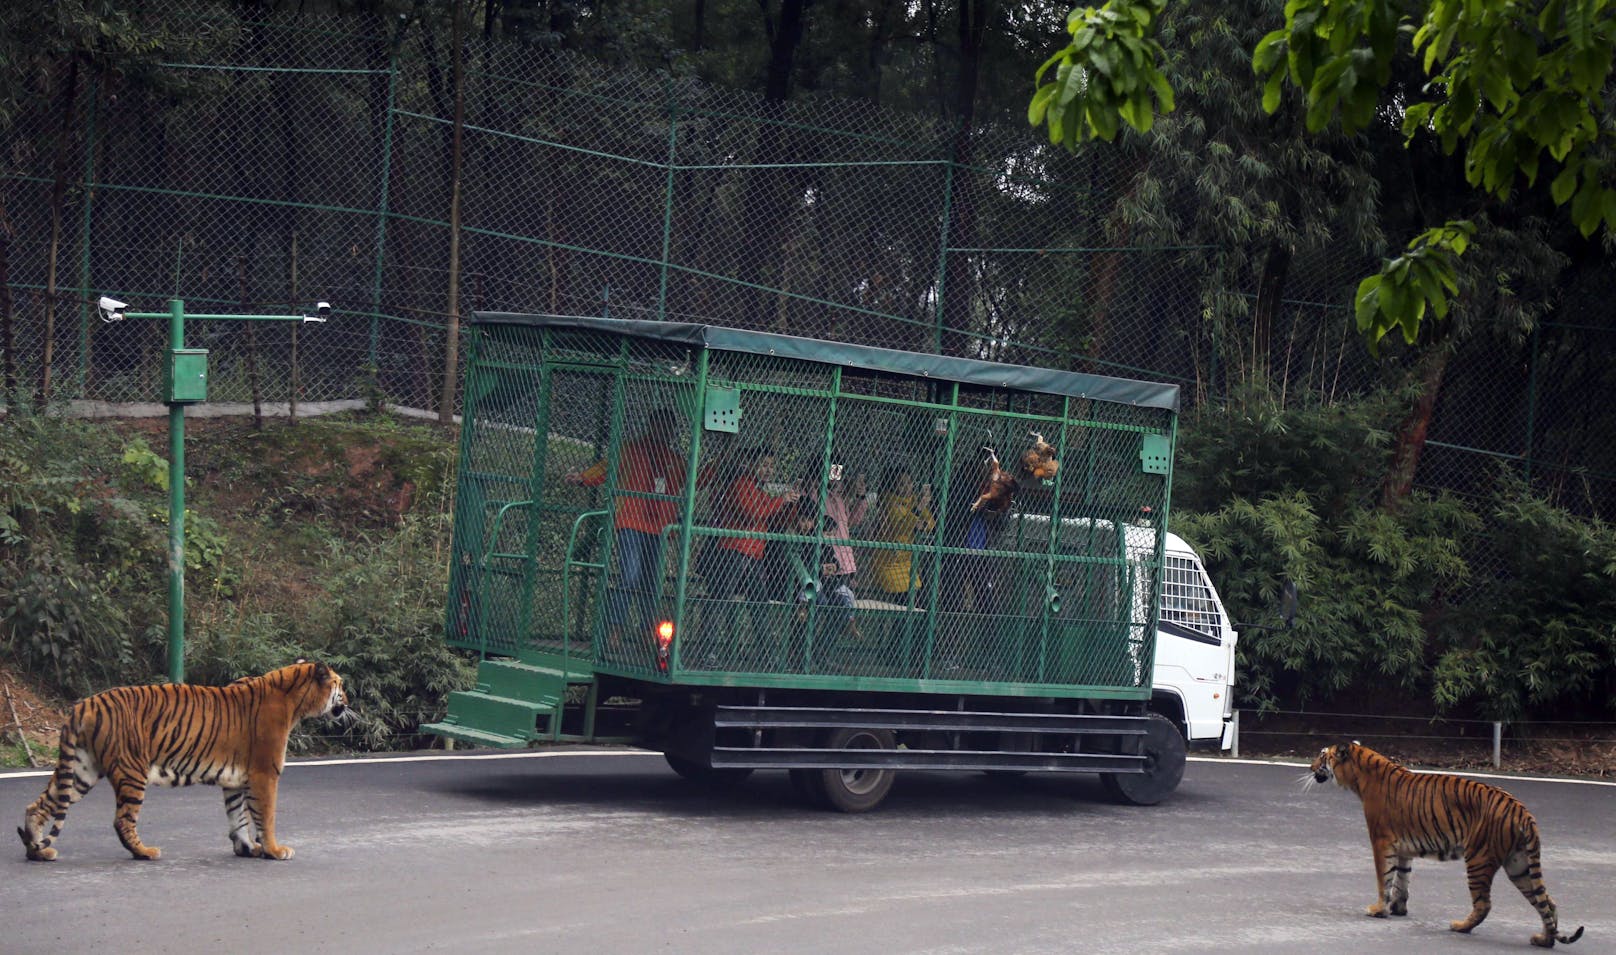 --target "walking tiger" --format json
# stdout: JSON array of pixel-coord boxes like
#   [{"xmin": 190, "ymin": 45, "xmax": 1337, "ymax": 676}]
[
  {"xmin": 1309, "ymin": 741, "xmax": 1583, "ymax": 948},
  {"xmin": 18, "ymin": 660, "xmax": 347, "ymax": 862}
]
